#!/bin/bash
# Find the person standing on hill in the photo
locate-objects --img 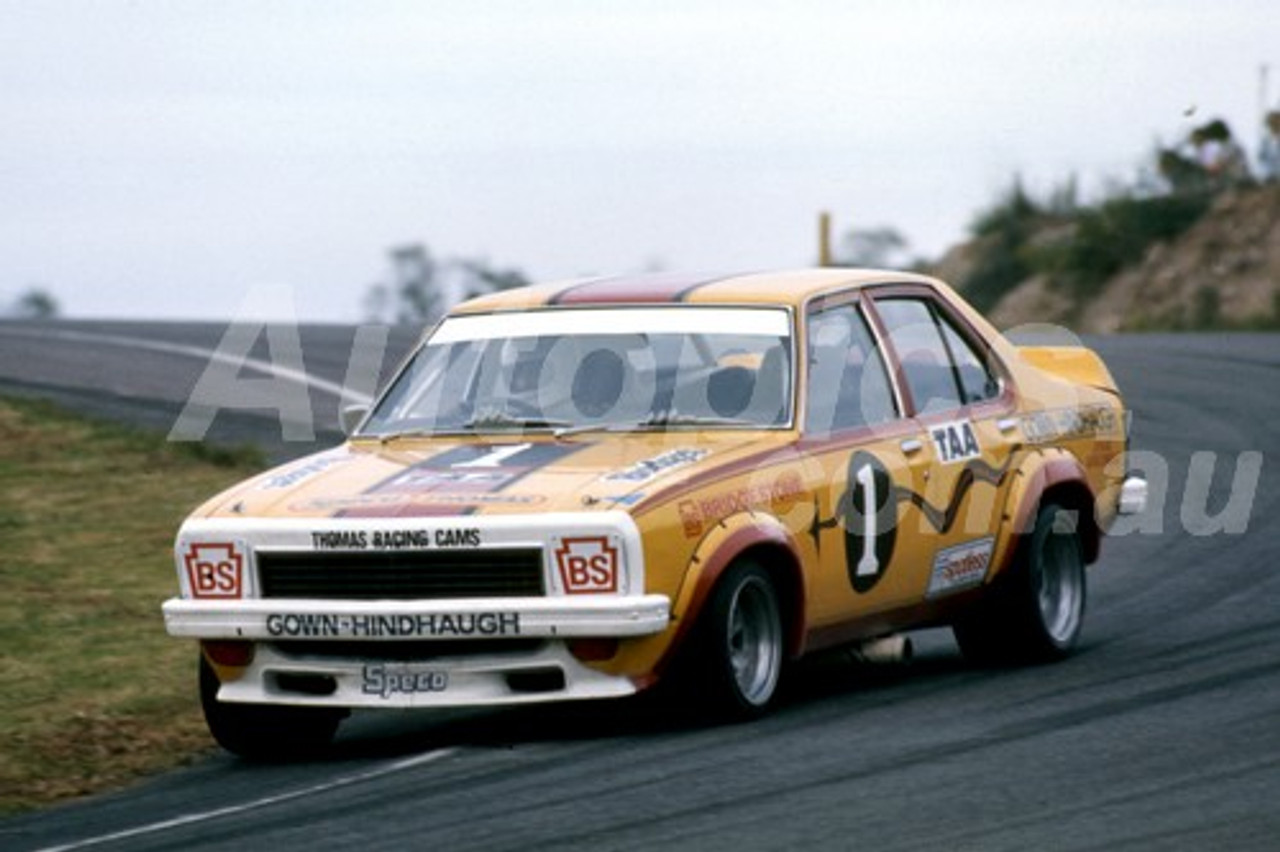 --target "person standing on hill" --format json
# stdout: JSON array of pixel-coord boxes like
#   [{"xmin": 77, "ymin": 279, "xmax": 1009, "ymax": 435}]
[
  {"xmin": 1194, "ymin": 119, "xmax": 1250, "ymax": 186},
  {"xmin": 1260, "ymin": 111, "xmax": 1280, "ymax": 182}
]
